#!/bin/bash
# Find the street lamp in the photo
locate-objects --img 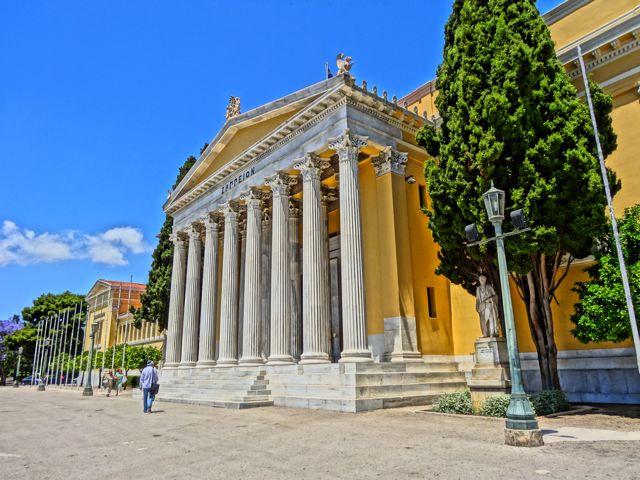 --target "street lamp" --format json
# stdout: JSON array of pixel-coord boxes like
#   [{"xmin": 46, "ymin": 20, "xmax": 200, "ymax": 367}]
[
  {"xmin": 82, "ymin": 322, "xmax": 98, "ymax": 397},
  {"xmin": 466, "ymin": 182, "xmax": 542, "ymax": 447},
  {"xmin": 13, "ymin": 346, "xmax": 24, "ymax": 388}
]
